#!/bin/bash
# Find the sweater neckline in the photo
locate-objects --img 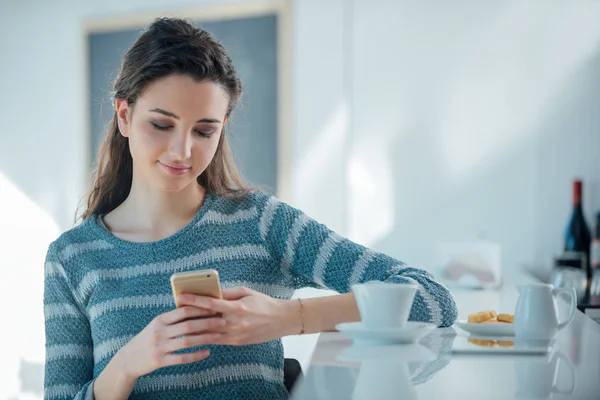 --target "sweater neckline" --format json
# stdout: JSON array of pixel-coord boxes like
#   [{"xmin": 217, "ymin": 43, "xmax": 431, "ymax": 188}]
[{"xmin": 88, "ymin": 192, "xmax": 215, "ymax": 249}]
